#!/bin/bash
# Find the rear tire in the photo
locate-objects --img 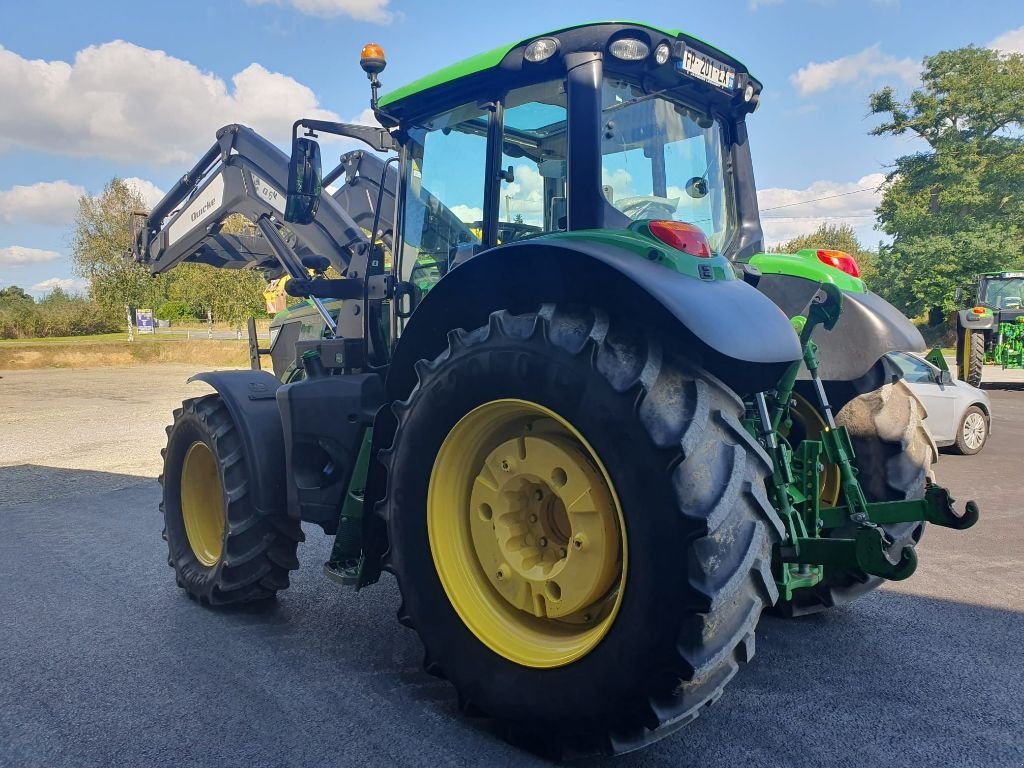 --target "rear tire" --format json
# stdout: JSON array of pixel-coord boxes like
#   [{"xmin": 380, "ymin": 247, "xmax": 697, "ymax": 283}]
[
  {"xmin": 380, "ymin": 306, "xmax": 783, "ymax": 756},
  {"xmin": 959, "ymin": 330, "xmax": 985, "ymax": 388},
  {"xmin": 160, "ymin": 394, "xmax": 302, "ymax": 605},
  {"xmin": 779, "ymin": 379, "xmax": 936, "ymax": 617}
]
